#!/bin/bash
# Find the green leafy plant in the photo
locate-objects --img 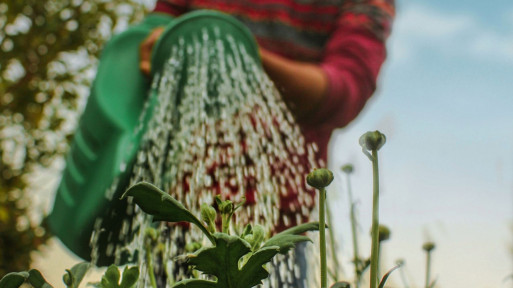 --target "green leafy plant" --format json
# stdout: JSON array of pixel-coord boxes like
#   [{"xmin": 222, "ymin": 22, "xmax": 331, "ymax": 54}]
[
  {"xmin": 422, "ymin": 242, "xmax": 436, "ymax": 288},
  {"xmin": 1, "ymin": 130, "xmax": 411, "ymax": 288},
  {"xmin": 307, "ymin": 168, "xmax": 334, "ymax": 288},
  {"xmin": 359, "ymin": 130, "xmax": 399, "ymax": 288},
  {"xmin": 121, "ymin": 182, "xmax": 320, "ymax": 288},
  {"xmin": 0, "ymin": 262, "xmax": 91, "ymax": 288},
  {"xmin": 89, "ymin": 265, "xmax": 140, "ymax": 288},
  {"xmin": 62, "ymin": 262, "xmax": 91, "ymax": 288}
]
